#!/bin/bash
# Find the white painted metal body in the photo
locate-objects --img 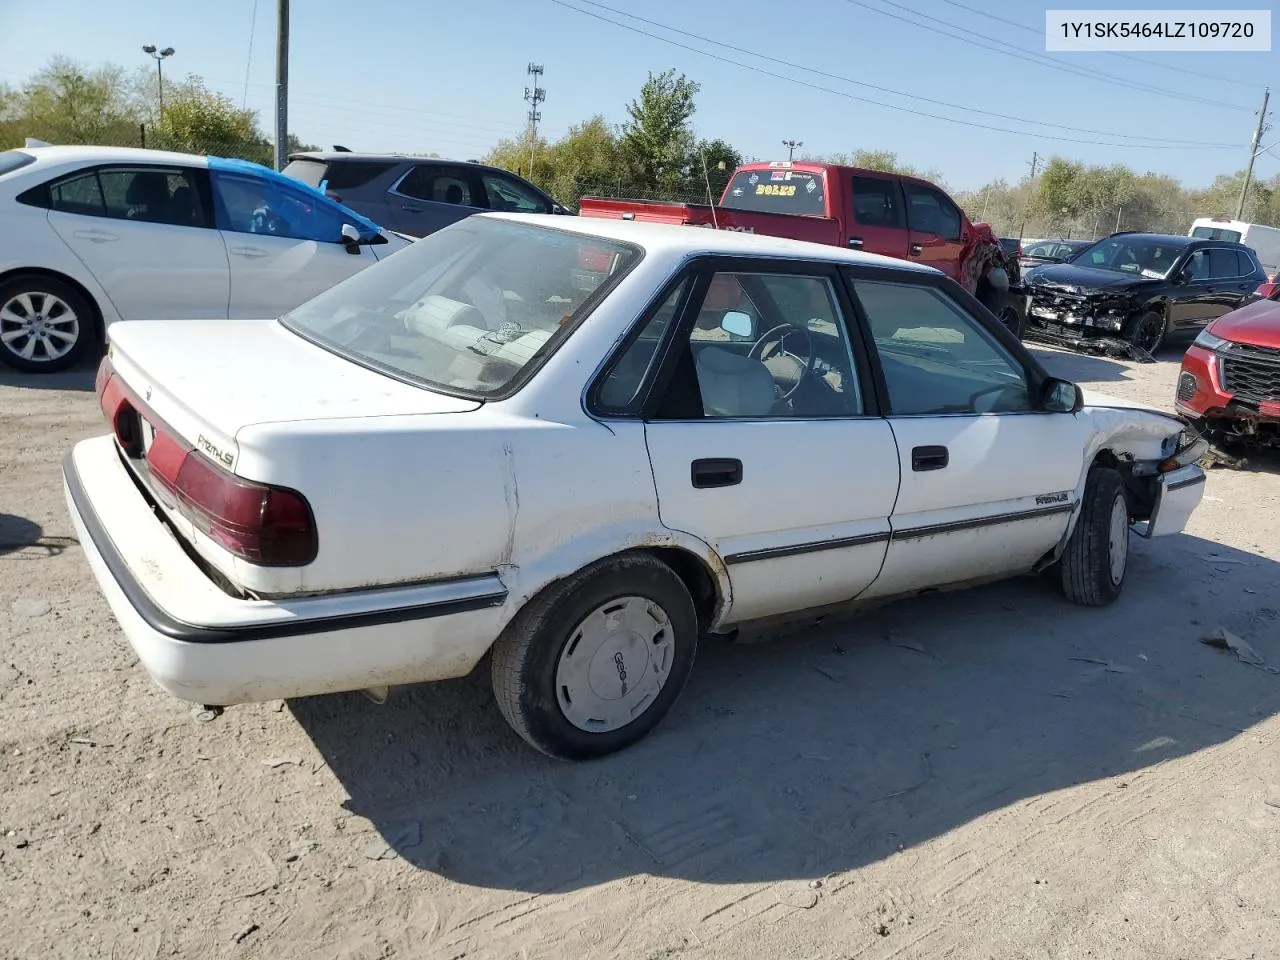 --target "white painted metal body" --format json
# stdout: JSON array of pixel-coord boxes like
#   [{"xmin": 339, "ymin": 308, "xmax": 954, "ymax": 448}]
[{"xmin": 64, "ymin": 215, "xmax": 1206, "ymax": 705}]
